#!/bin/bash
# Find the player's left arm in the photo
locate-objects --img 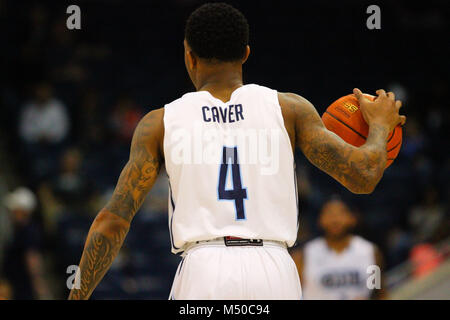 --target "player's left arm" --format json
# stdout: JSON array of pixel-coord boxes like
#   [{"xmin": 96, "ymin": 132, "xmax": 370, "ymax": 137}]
[
  {"xmin": 278, "ymin": 91, "xmax": 404, "ymax": 194},
  {"xmin": 68, "ymin": 108, "xmax": 164, "ymax": 300}
]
